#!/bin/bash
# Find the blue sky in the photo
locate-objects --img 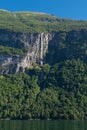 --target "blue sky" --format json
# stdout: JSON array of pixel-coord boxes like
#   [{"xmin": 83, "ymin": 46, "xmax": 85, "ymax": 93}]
[{"xmin": 0, "ymin": 0, "xmax": 87, "ymax": 20}]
